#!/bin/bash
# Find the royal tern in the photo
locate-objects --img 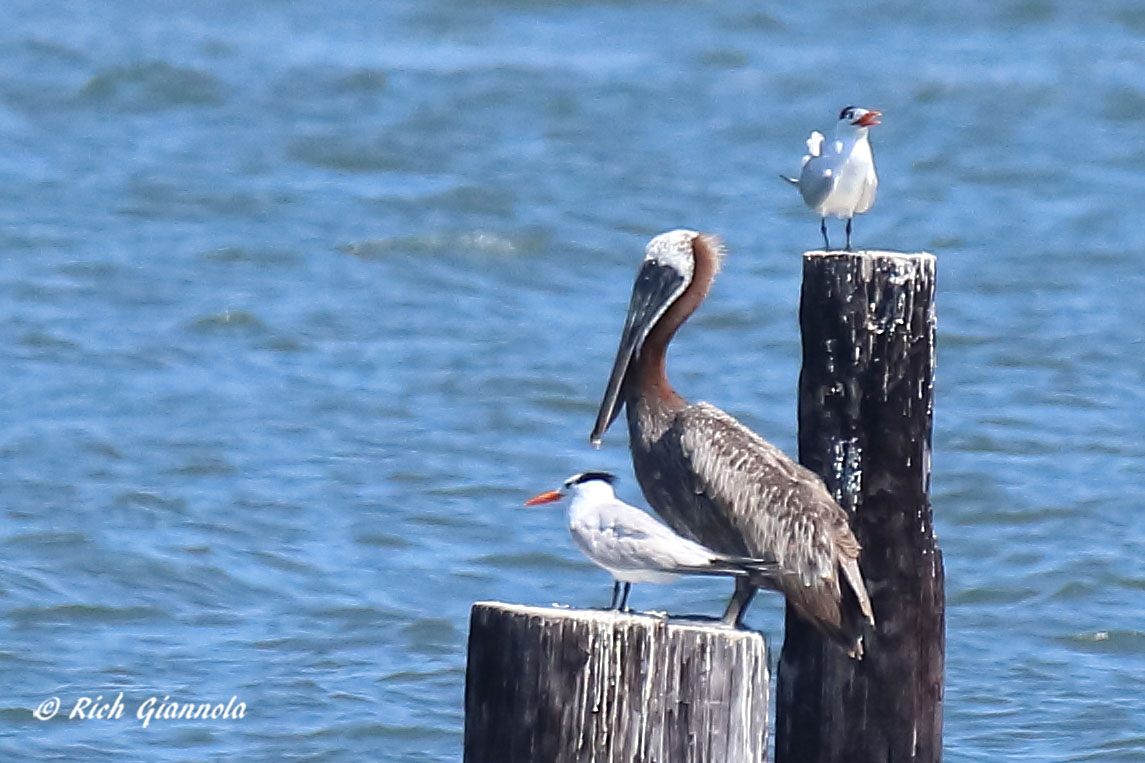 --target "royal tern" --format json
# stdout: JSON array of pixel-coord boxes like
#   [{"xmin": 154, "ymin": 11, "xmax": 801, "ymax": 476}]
[
  {"xmin": 782, "ymin": 106, "xmax": 881, "ymax": 251},
  {"xmin": 590, "ymin": 230, "xmax": 875, "ymax": 655},
  {"xmin": 525, "ymin": 471, "xmax": 780, "ymax": 612}
]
